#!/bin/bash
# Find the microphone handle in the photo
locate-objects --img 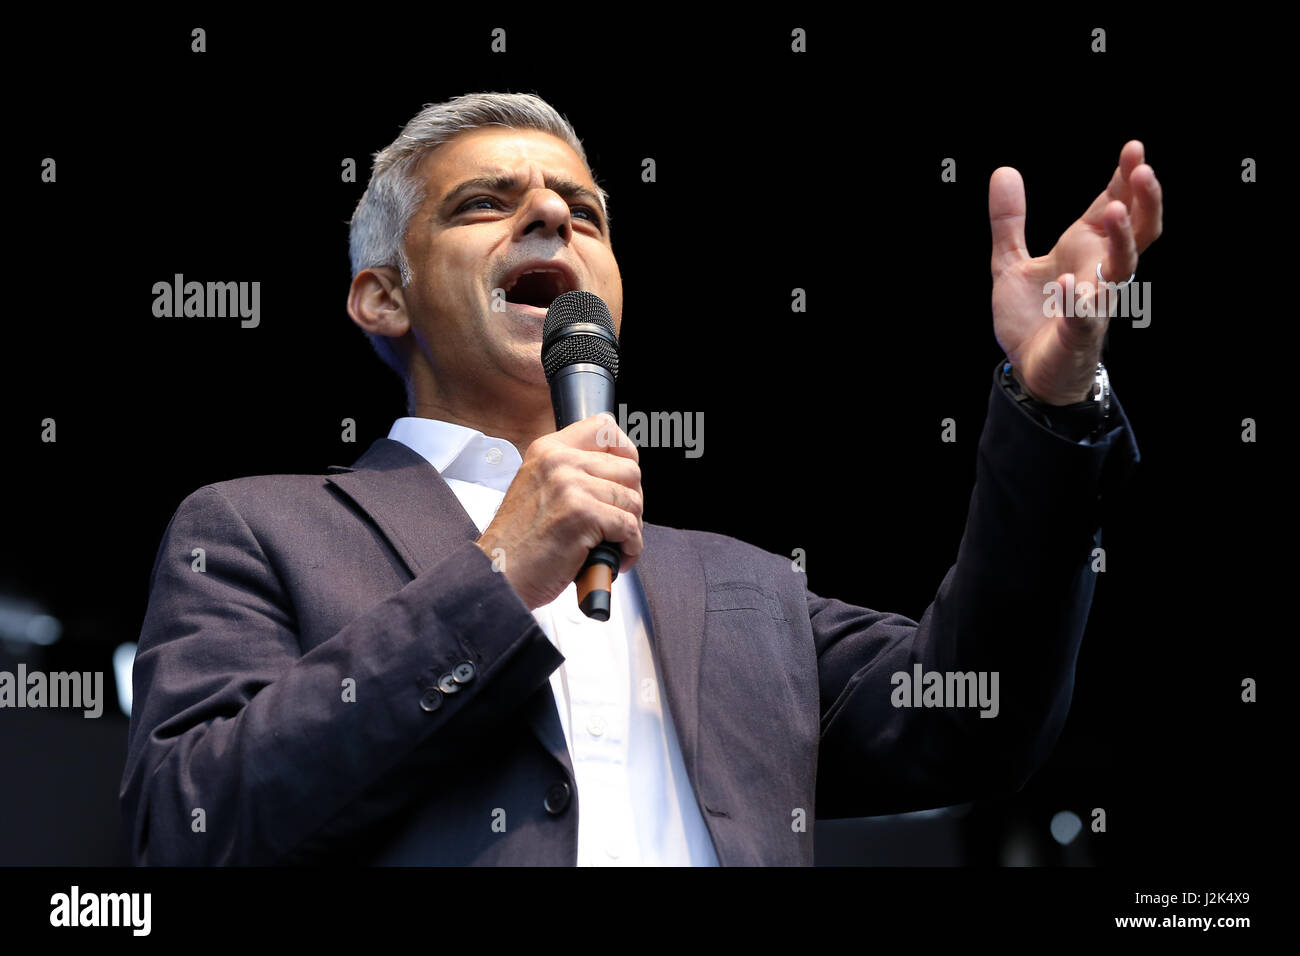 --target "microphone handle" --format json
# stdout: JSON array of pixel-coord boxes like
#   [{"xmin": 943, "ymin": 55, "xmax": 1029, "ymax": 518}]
[{"xmin": 550, "ymin": 363, "xmax": 621, "ymax": 622}]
